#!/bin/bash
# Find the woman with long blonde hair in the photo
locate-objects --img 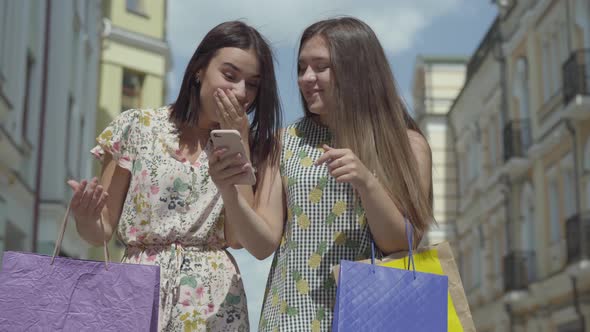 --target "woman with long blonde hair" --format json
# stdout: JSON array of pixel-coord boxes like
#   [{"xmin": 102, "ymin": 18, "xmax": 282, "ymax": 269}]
[{"xmin": 210, "ymin": 17, "xmax": 433, "ymax": 331}]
